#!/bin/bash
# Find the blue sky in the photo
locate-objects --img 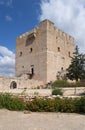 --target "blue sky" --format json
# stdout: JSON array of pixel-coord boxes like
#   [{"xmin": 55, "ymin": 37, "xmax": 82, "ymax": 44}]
[
  {"xmin": 0, "ymin": 0, "xmax": 85, "ymax": 76},
  {"xmin": 0, "ymin": 0, "xmax": 41, "ymax": 51}
]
